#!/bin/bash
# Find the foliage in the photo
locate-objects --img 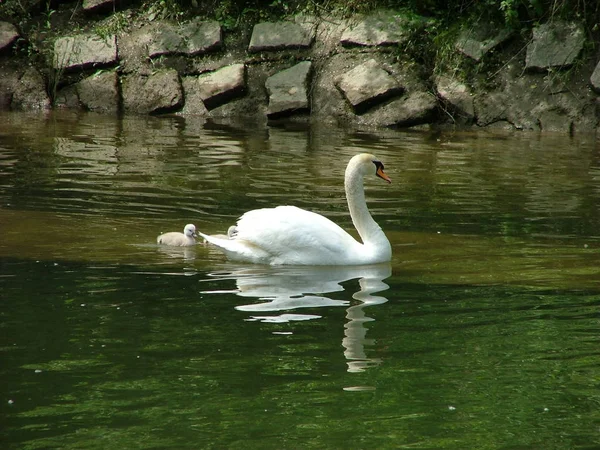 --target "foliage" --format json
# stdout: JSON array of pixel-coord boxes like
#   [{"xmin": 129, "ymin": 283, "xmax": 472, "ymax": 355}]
[
  {"xmin": 0, "ymin": 0, "xmax": 28, "ymax": 22},
  {"xmin": 142, "ymin": 0, "xmax": 185, "ymax": 21},
  {"xmin": 94, "ymin": 11, "xmax": 131, "ymax": 38},
  {"xmin": 1, "ymin": 0, "xmax": 598, "ymax": 30},
  {"xmin": 197, "ymin": 0, "xmax": 303, "ymax": 30}
]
